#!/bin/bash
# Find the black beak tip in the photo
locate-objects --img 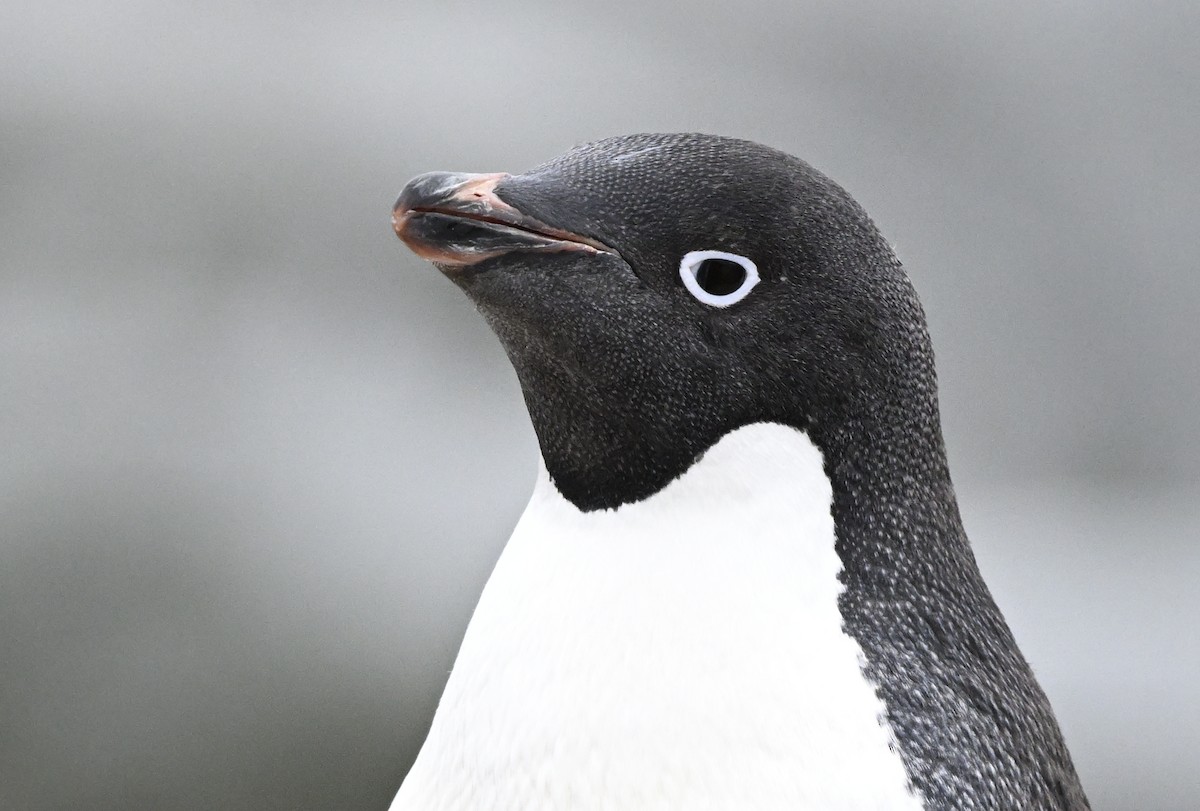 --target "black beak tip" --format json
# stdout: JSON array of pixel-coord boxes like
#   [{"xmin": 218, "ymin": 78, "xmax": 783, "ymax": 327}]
[{"xmin": 394, "ymin": 171, "xmax": 461, "ymax": 215}]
